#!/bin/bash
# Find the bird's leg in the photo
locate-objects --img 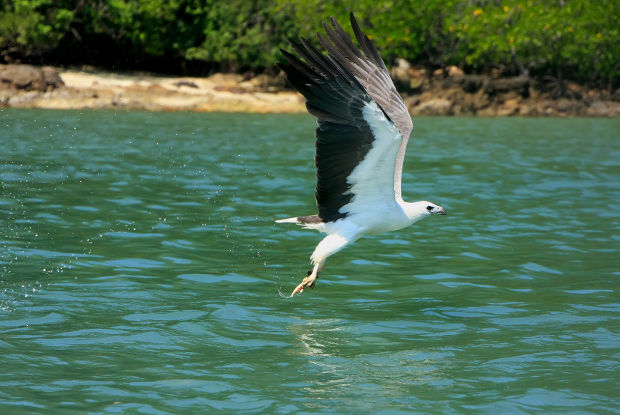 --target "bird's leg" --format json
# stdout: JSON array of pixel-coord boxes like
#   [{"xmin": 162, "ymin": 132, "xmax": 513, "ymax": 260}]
[{"xmin": 291, "ymin": 260, "xmax": 324, "ymax": 296}]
